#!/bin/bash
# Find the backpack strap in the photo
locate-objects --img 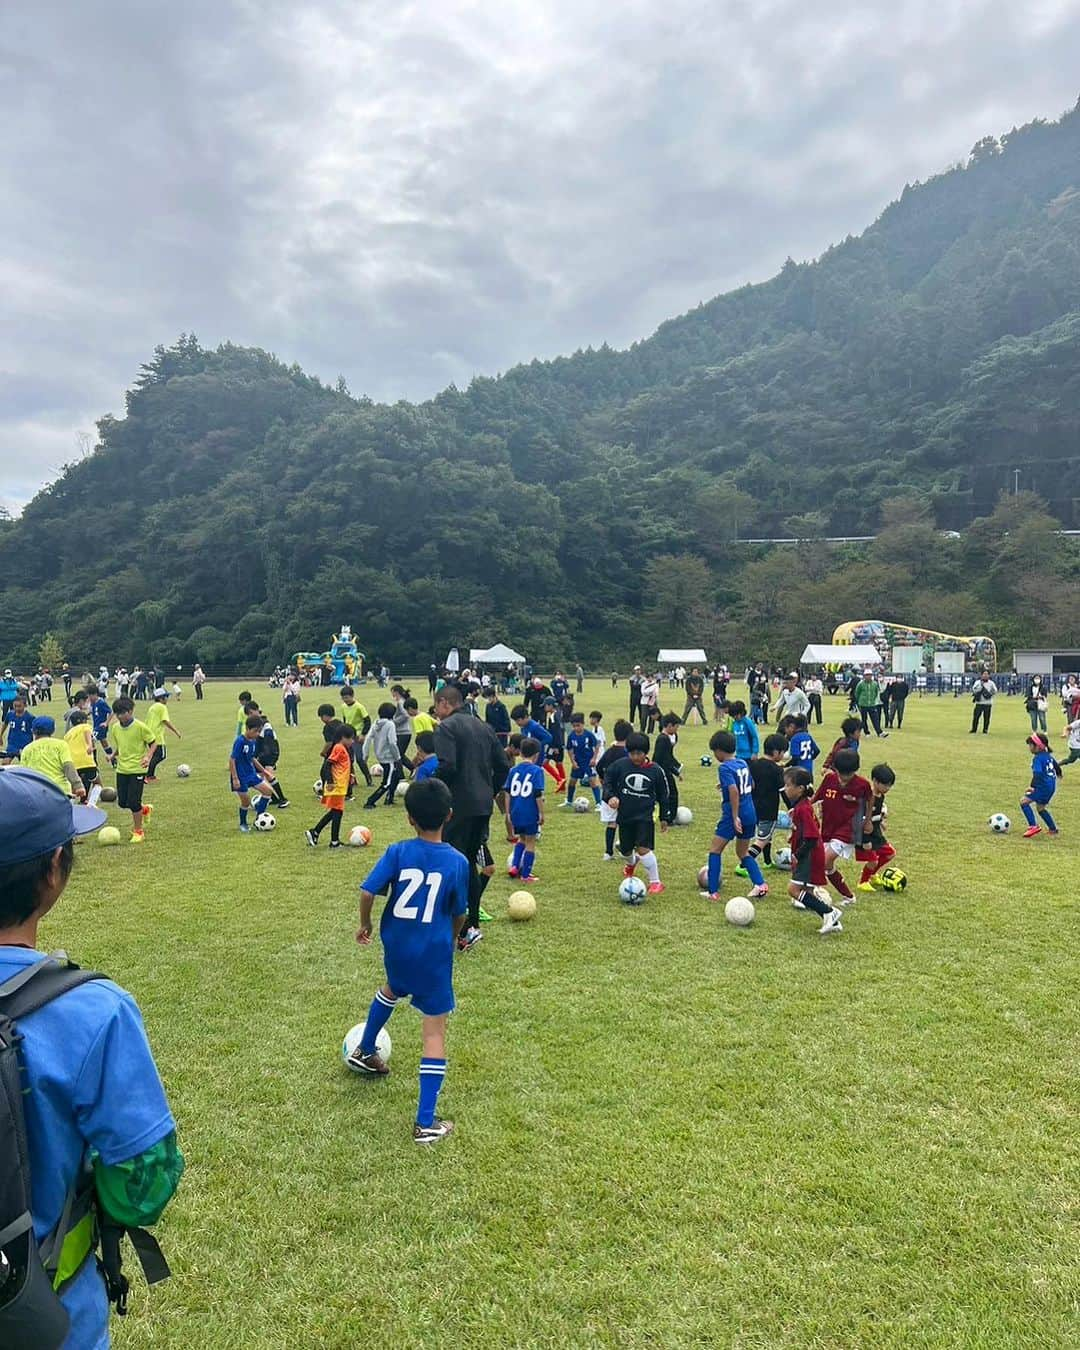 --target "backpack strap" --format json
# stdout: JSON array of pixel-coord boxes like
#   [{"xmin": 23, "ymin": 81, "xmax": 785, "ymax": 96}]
[{"xmin": 0, "ymin": 957, "xmax": 105, "ymax": 1022}]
